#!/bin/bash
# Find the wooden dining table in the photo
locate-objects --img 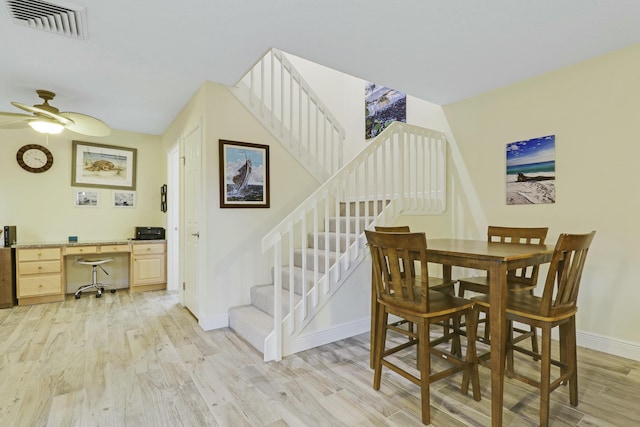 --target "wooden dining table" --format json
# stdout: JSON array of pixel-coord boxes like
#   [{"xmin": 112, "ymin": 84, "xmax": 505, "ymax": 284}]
[{"xmin": 425, "ymin": 238, "xmax": 555, "ymax": 426}]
